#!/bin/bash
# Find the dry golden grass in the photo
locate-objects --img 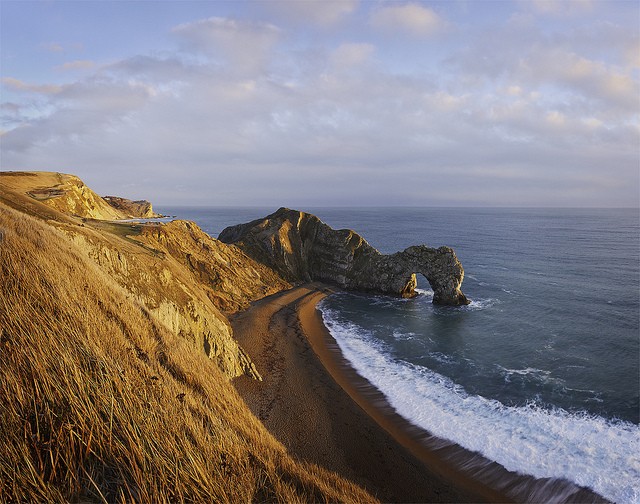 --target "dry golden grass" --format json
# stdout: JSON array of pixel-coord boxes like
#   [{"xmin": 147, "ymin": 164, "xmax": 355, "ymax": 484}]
[
  {"xmin": 0, "ymin": 171, "xmax": 124, "ymax": 220},
  {"xmin": 0, "ymin": 203, "xmax": 376, "ymax": 503}
]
